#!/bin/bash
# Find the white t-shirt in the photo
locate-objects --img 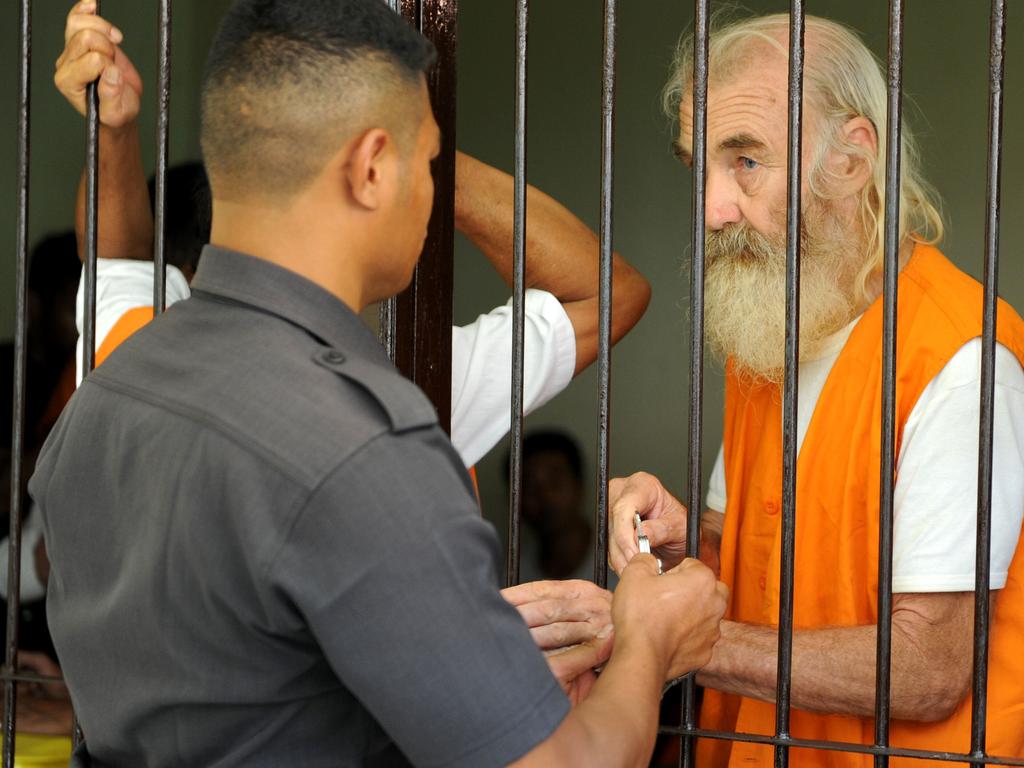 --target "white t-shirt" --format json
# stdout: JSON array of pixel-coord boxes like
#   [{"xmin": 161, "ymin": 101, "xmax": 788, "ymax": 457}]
[
  {"xmin": 74, "ymin": 259, "xmax": 191, "ymax": 387},
  {"xmin": 76, "ymin": 259, "xmax": 576, "ymax": 469},
  {"xmin": 452, "ymin": 289, "xmax": 576, "ymax": 467},
  {"xmin": 706, "ymin": 317, "xmax": 1024, "ymax": 592}
]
